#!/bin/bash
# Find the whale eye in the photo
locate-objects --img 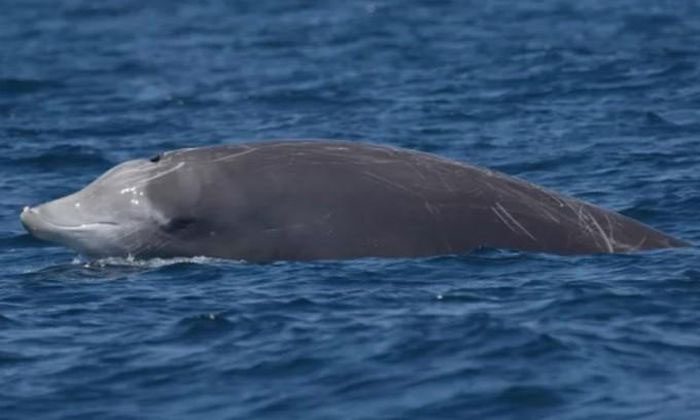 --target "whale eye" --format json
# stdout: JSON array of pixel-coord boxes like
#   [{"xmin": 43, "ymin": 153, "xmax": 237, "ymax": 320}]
[
  {"xmin": 163, "ymin": 217, "xmax": 196, "ymax": 233},
  {"xmin": 149, "ymin": 154, "xmax": 162, "ymax": 163}
]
